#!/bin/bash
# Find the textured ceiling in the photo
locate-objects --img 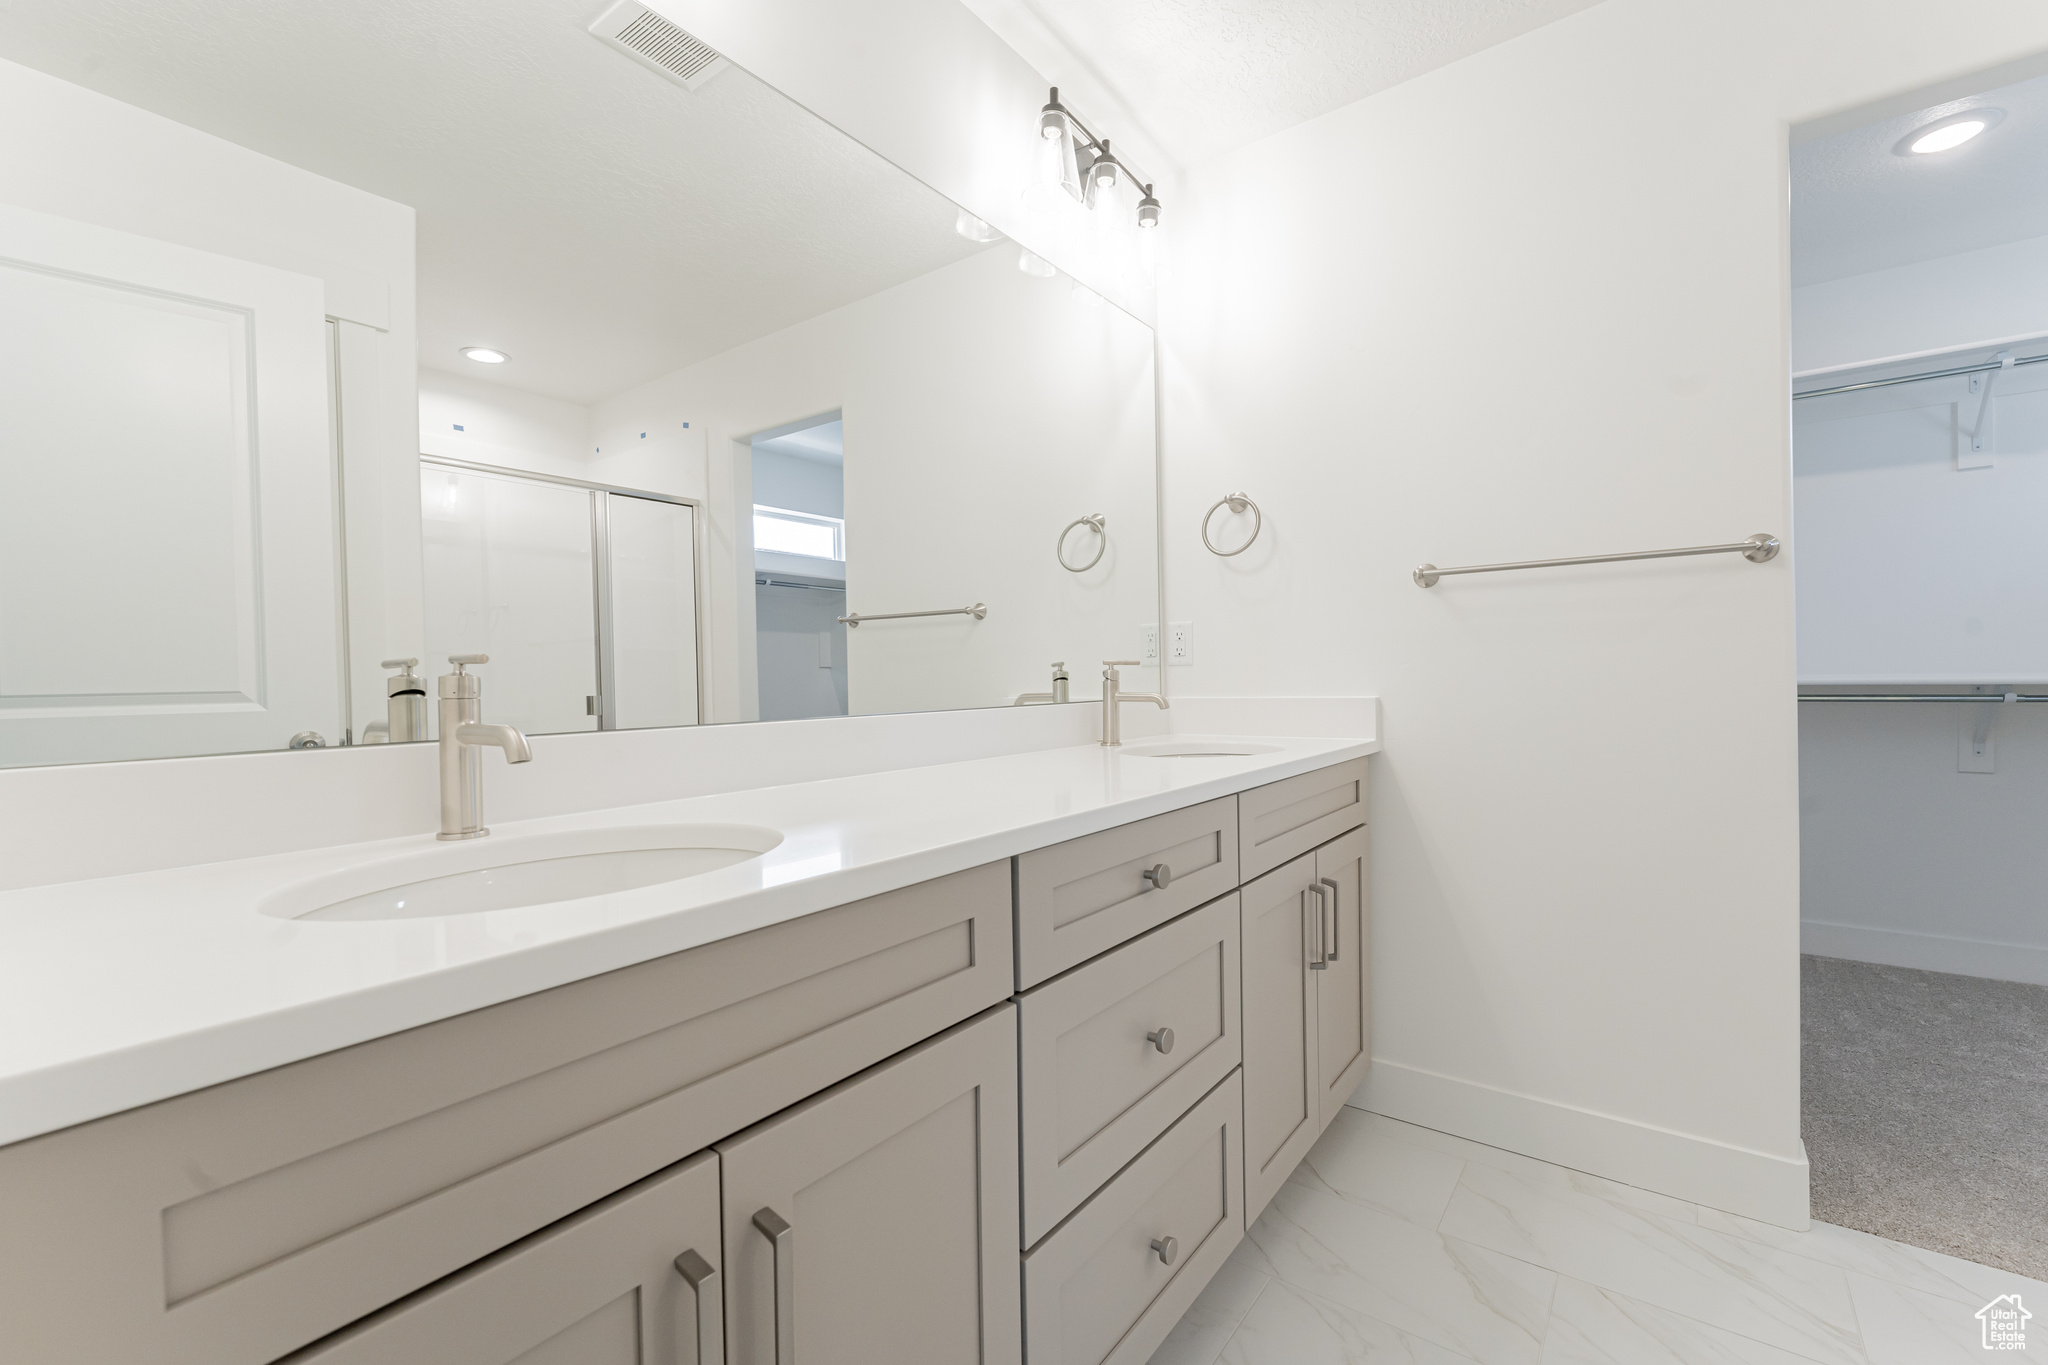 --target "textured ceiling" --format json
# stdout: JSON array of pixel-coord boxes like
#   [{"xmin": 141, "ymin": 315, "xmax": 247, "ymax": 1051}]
[
  {"xmin": 0, "ymin": 1, "xmax": 984, "ymax": 404},
  {"xmin": 1793, "ymin": 72, "xmax": 2048, "ymax": 287},
  {"xmin": 967, "ymin": 0, "xmax": 1608, "ymax": 168}
]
